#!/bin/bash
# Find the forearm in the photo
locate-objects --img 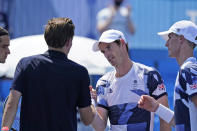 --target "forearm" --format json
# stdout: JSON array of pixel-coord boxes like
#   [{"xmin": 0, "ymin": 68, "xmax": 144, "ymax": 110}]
[
  {"xmin": 159, "ymin": 117, "xmax": 172, "ymax": 131},
  {"xmin": 191, "ymin": 95, "xmax": 197, "ymax": 108},
  {"xmin": 138, "ymin": 95, "xmax": 175, "ymax": 128},
  {"xmin": 157, "ymin": 95, "xmax": 173, "ymax": 130},
  {"xmin": 91, "ymin": 106, "xmax": 107, "ymax": 131},
  {"xmin": 80, "ymin": 105, "xmax": 96, "ymax": 126},
  {"xmin": 169, "ymin": 116, "xmax": 175, "ymax": 127},
  {"xmin": 1, "ymin": 101, "xmax": 18, "ymax": 129},
  {"xmin": 91, "ymin": 112, "xmax": 107, "ymax": 131},
  {"xmin": 97, "ymin": 16, "xmax": 114, "ymax": 33},
  {"xmin": 156, "ymin": 104, "xmax": 175, "ymax": 128},
  {"xmin": 127, "ymin": 18, "xmax": 135, "ymax": 34}
]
